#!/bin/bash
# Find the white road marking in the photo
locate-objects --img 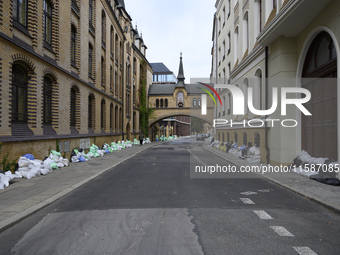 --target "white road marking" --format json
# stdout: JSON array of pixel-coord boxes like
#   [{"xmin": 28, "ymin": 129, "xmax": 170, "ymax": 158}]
[
  {"xmin": 253, "ymin": 210, "xmax": 273, "ymax": 220},
  {"xmin": 293, "ymin": 247, "xmax": 318, "ymax": 255},
  {"xmin": 258, "ymin": 189, "xmax": 272, "ymax": 193},
  {"xmin": 240, "ymin": 191, "xmax": 257, "ymax": 195},
  {"xmin": 270, "ymin": 226, "xmax": 294, "ymax": 236},
  {"xmin": 240, "ymin": 198, "xmax": 255, "ymax": 204}
]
